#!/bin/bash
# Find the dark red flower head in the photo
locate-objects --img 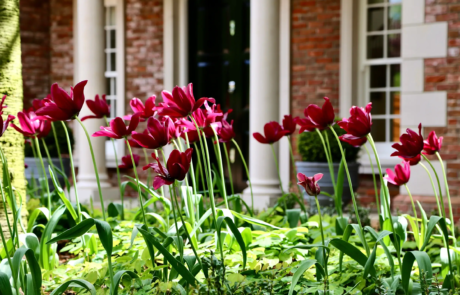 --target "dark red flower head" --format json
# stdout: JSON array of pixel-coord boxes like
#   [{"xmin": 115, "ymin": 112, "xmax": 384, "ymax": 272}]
[
  {"xmin": 81, "ymin": 94, "xmax": 111, "ymax": 121},
  {"xmin": 131, "ymin": 117, "xmax": 172, "ymax": 150},
  {"xmin": 35, "ymin": 80, "xmax": 88, "ymax": 121},
  {"xmin": 118, "ymin": 154, "xmax": 140, "ymax": 169},
  {"xmin": 253, "ymin": 121, "xmax": 289, "ymax": 144},
  {"xmin": 218, "ymin": 119, "xmax": 235, "ymax": 143},
  {"xmin": 391, "ymin": 123, "xmax": 423, "ymax": 165},
  {"xmin": 297, "ymin": 173, "xmax": 323, "ymax": 196},
  {"xmin": 143, "ymin": 148, "xmax": 193, "ymax": 189},
  {"xmin": 11, "ymin": 111, "xmax": 51, "ymax": 139},
  {"xmin": 423, "ymin": 131, "xmax": 443, "ymax": 155},
  {"xmin": 282, "ymin": 115, "xmax": 297, "ymax": 136},
  {"xmin": 338, "ymin": 103, "xmax": 372, "ymax": 141},
  {"xmin": 124, "ymin": 96, "xmax": 157, "ymax": 121},
  {"xmin": 32, "ymin": 97, "xmax": 47, "ymax": 111},
  {"xmin": 0, "ymin": 114, "xmax": 15, "ymax": 137},
  {"xmin": 92, "ymin": 113, "xmax": 140, "ymax": 139},
  {"xmin": 384, "ymin": 161, "xmax": 411, "ymax": 186},
  {"xmin": 297, "ymin": 97, "xmax": 335, "ymax": 133},
  {"xmin": 339, "ymin": 135, "xmax": 367, "ymax": 147}
]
